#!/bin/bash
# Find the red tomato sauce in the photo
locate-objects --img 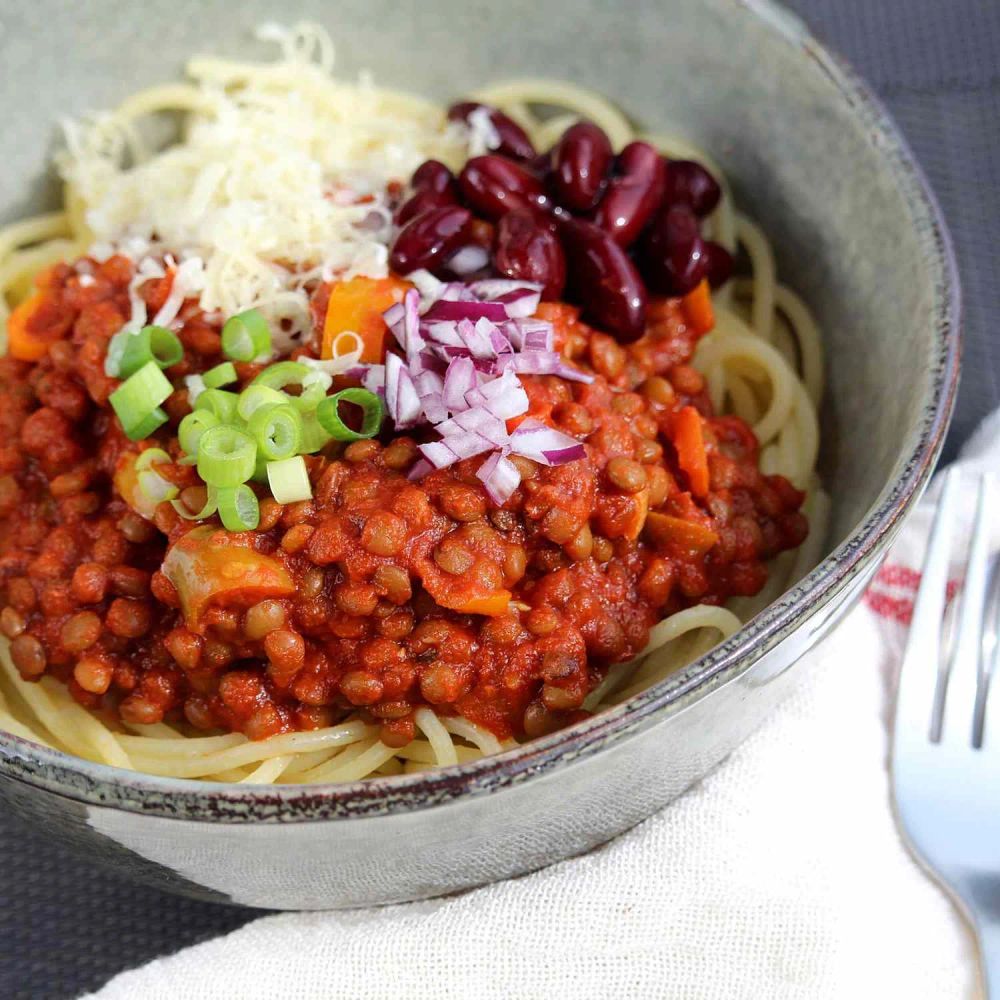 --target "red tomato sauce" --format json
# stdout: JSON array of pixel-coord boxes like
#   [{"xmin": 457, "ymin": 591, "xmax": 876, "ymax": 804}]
[{"xmin": 0, "ymin": 259, "xmax": 806, "ymax": 746}]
